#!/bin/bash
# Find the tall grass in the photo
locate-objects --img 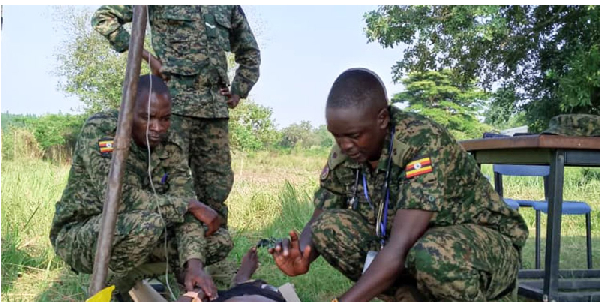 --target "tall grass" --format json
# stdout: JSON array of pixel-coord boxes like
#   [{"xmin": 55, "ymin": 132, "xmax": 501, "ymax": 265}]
[{"xmin": 1, "ymin": 149, "xmax": 598, "ymax": 301}]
